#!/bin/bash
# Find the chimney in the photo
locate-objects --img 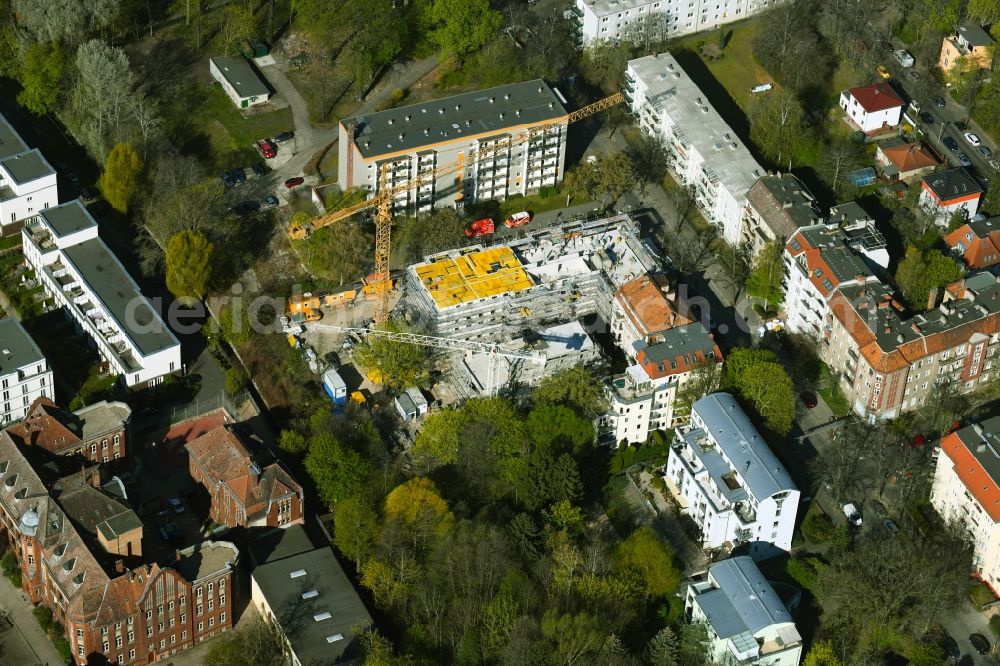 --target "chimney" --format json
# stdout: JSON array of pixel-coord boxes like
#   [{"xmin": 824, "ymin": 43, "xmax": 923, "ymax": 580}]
[
  {"xmin": 175, "ymin": 548, "xmax": 184, "ymax": 562},
  {"xmin": 114, "ymin": 559, "xmax": 124, "ymax": 574},
  {"xmin": 927, "ymin": 287, "xmax": 940, "ymax": 311},
  {"xmin": 89, "ymin": 466, "xmax": 102, "ymax": 489}
]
